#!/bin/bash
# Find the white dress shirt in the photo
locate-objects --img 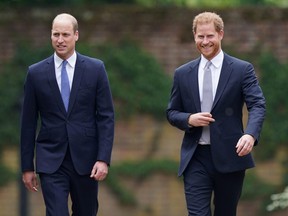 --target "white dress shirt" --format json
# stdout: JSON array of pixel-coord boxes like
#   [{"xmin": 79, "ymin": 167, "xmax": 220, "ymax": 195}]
[
  {"xmin": 198, "ymin": 50, "xmax": 224, "ymax": 102},
  {"xmin": 54, "ymin": 52, "xmax": 77, "ymax": 91}
]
